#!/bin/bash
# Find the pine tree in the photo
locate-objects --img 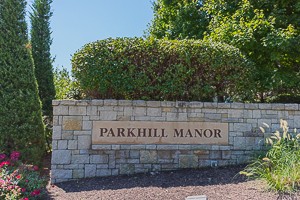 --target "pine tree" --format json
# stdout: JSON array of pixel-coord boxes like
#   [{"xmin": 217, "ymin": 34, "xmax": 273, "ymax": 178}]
[
  {"xmin": 31, "ymin": 0, "xmax": 55, "ymax": 117},
  {"xmin": 0, "ymin": 0, "xmax": 46, "ymax": 163}
]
